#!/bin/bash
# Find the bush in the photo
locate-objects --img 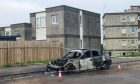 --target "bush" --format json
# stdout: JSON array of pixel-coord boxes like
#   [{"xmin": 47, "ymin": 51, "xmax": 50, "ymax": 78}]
[{"xmin": 122, "ymin": 52, "xmax": 140, "ymax": 57}]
